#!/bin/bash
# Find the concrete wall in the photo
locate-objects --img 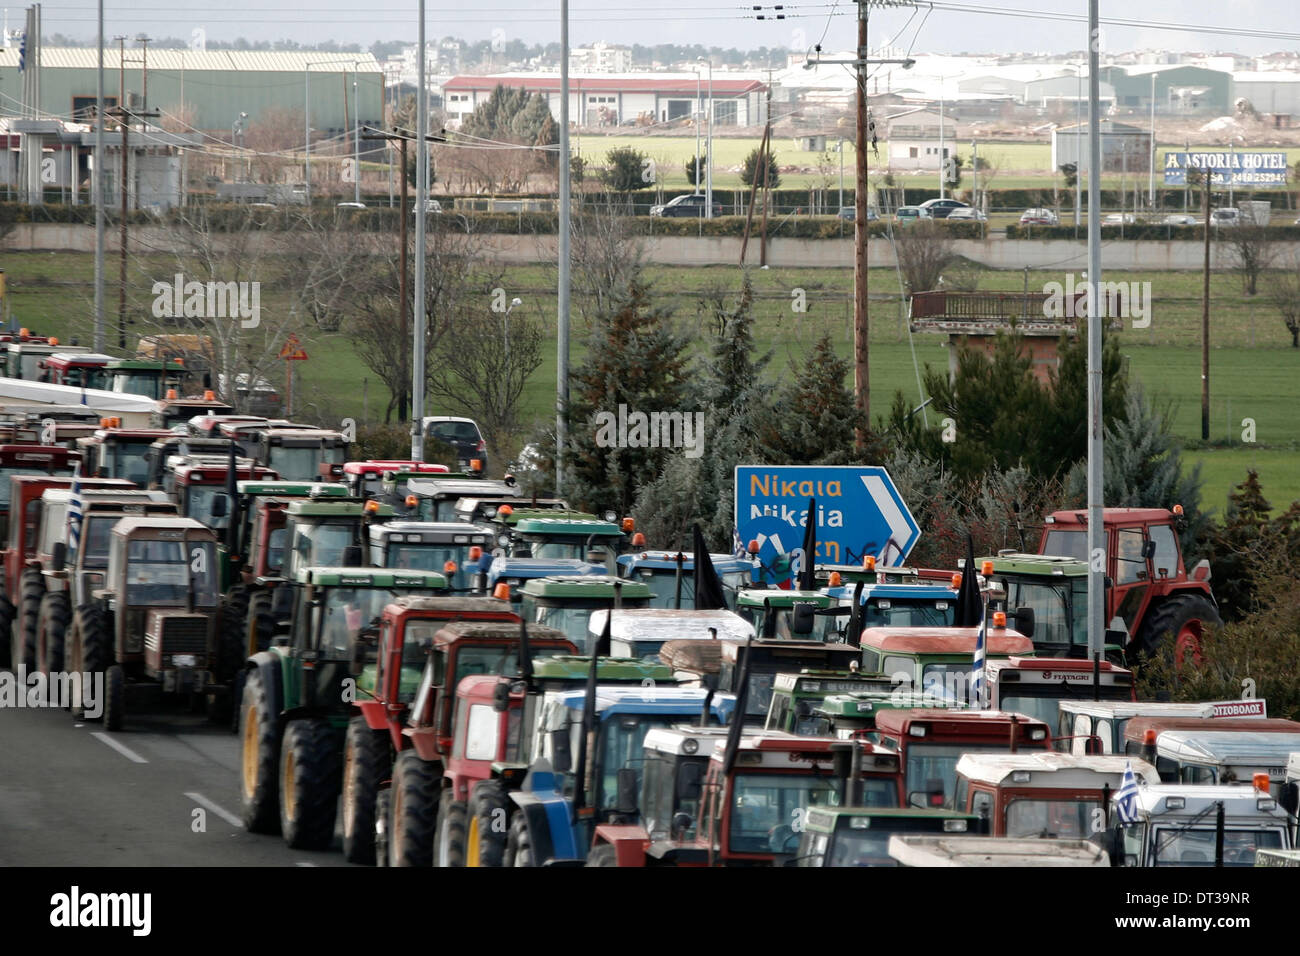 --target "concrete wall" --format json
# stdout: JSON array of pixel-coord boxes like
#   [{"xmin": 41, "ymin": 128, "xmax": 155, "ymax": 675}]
[{"xmin": 0, "ymin": 223, "xmax": 1271, "ymax": 272}]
